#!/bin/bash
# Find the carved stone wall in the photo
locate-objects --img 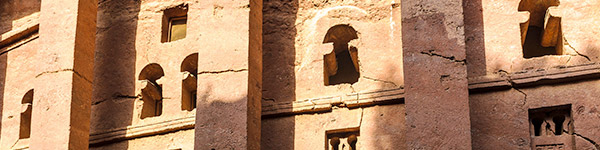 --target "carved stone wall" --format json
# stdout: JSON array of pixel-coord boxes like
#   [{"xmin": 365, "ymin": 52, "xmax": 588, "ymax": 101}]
[{"xmin": 1, "ymin": 0, "xmax": 600, "ymax": 149}]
